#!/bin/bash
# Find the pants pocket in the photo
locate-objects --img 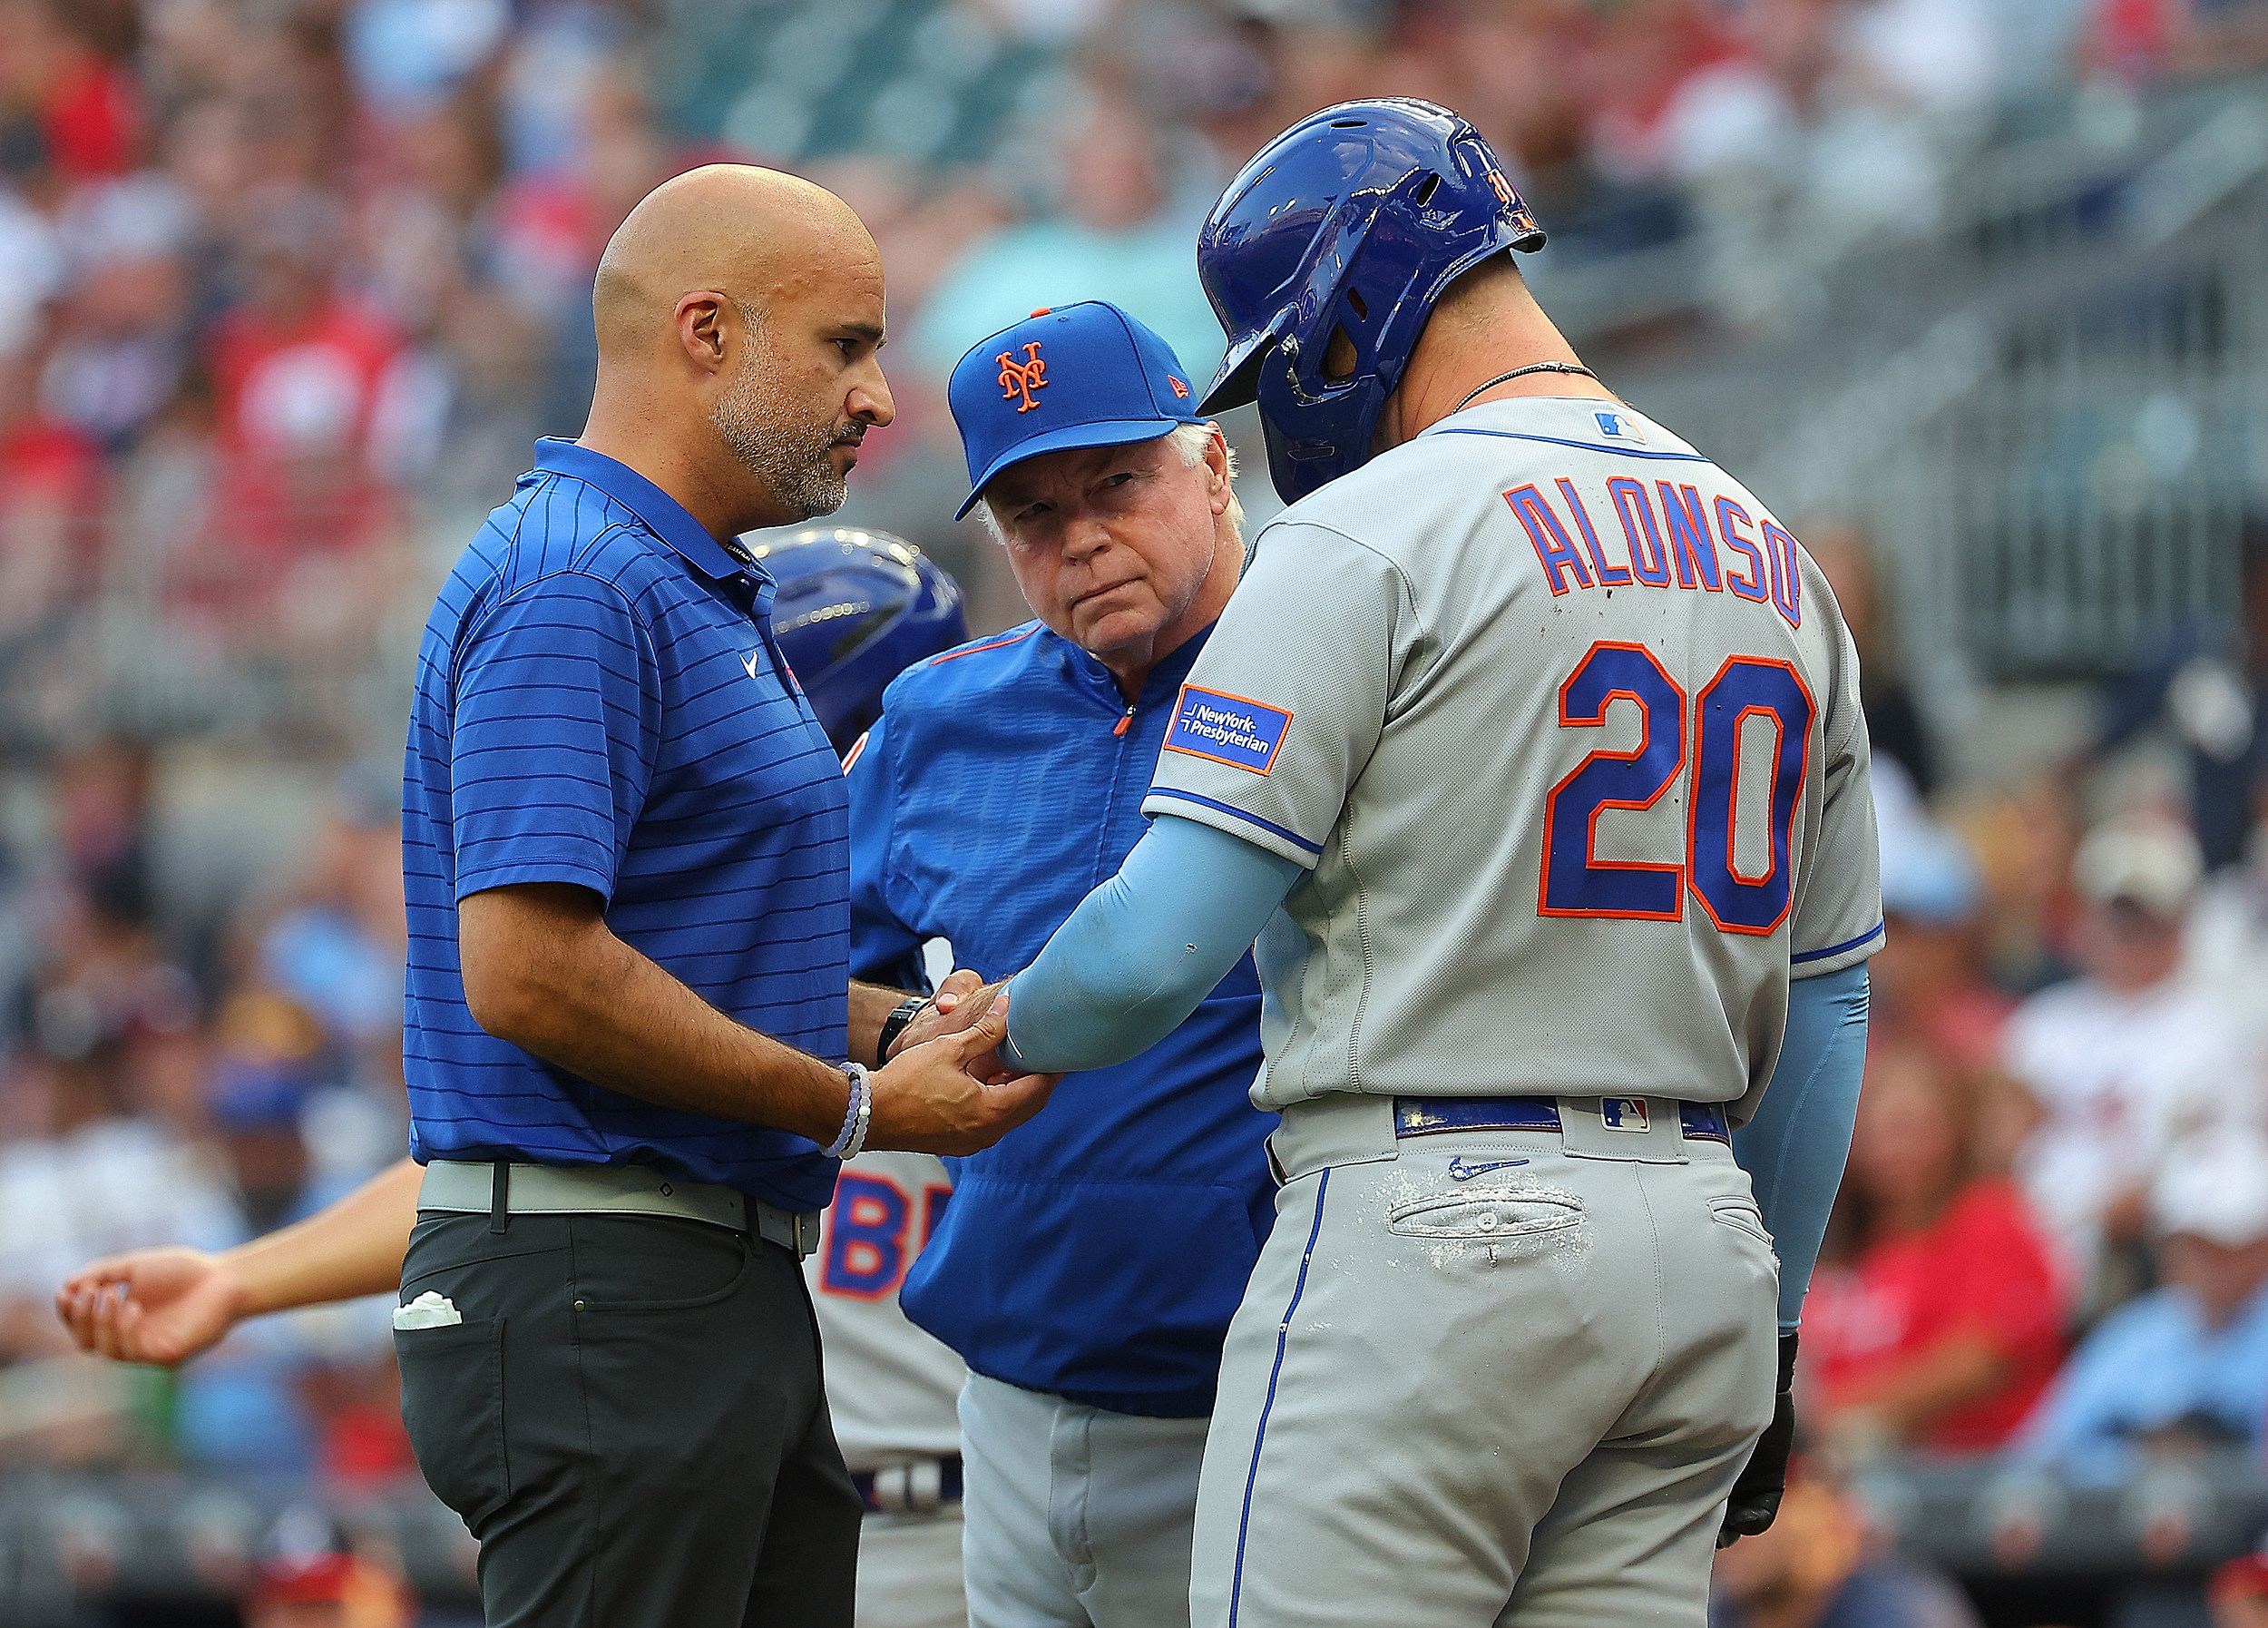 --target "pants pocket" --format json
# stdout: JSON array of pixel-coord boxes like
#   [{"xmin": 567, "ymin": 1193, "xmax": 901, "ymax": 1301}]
[
  {"xmin": 396, "ymin": 1315, "xmax": 510, "ymax": 1530},
  {"xmin": 1708, "ymin": 1195, "xmax": 1774, "ymax": 1247},
  {"xmin": 1386, "ymin": 1190, "xmax": 1582, "ymax": 1240},
  {"xmin": 567, "ymin": 1216, "xmax": 754, "ymax": 1312}
]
